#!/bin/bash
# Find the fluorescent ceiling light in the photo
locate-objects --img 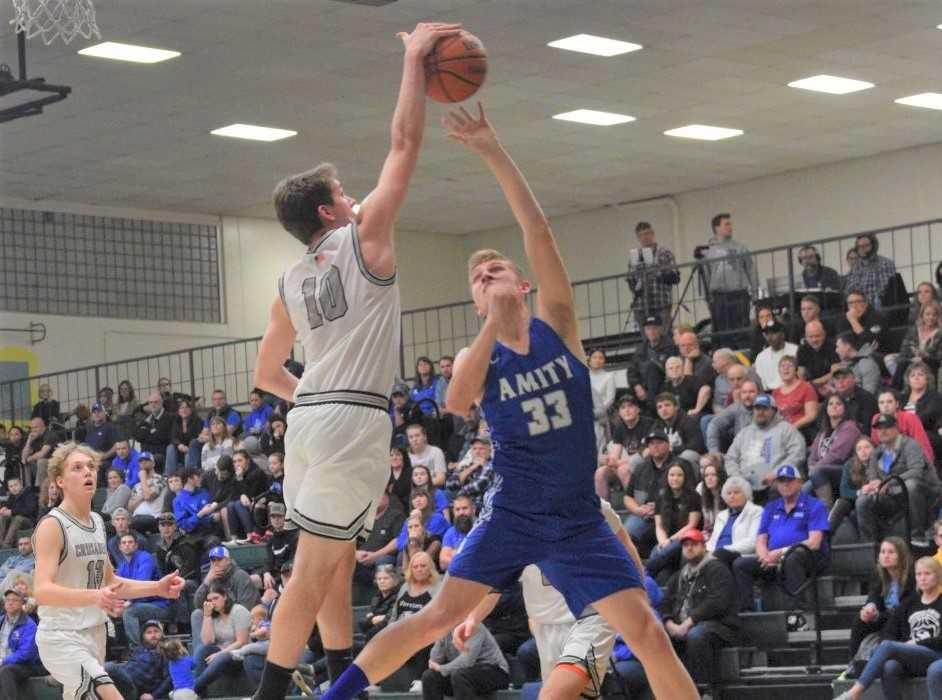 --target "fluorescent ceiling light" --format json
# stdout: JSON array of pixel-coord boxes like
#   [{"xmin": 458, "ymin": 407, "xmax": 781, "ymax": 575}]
[
  {"xmin": 78, "ymin": 41, "xmax": 180, "ymax": 64},
  {"xmin": 787, "ymin": 74, "xmax": 874, "ymax": 94},
  {"xmin": 895, "ymin": 92, "xmax": 942, "ymax": 110},
  {"xmin": 547, "ymin": 34, "xmax": 642, "ymax": 57},
  {"xmin": 552, "ymin": 109, "xmax": 636, "ymax": 126},
  {"xmin": 664, "ymin": 124, "xmax": 743, "ymax": 141},
  {"xmin": 211, "ymin": 124, "xmax": 298, "ymax": 142}
]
